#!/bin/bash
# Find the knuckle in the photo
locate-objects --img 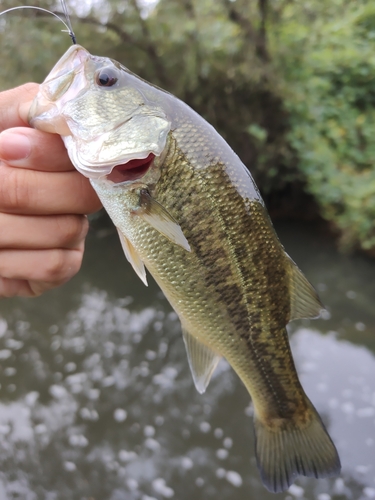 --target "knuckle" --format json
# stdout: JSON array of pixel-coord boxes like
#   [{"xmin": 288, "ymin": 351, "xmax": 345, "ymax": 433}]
[
  {"xmin": 44, "ymin": 249, "xmax": 68, "ymax": 281},
  {"xmin": 44, "ymin": 248, "xmax": 83, "ymax": 283},
  {"xmin": 0, "ymin": 166, "xmax": 31, "ymax": 211},
  {"xmin": 68, "ymin": 249, "xmax": 84, "ymax": 277},
  {"xmin": 57, "ymin": 215, "xmax": 89, "ymax": 246},
  {"xmin": 19, "ymin": 82, "xmax": 39, "ymax": 98}
]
